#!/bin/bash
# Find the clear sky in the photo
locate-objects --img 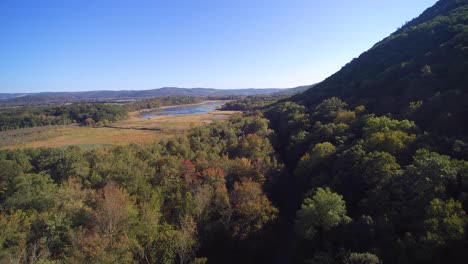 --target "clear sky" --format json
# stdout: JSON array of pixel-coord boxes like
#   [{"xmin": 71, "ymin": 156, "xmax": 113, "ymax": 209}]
[{"xmin": 0, "ymin": 0, "xmax": 438, "ymax": 93}]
